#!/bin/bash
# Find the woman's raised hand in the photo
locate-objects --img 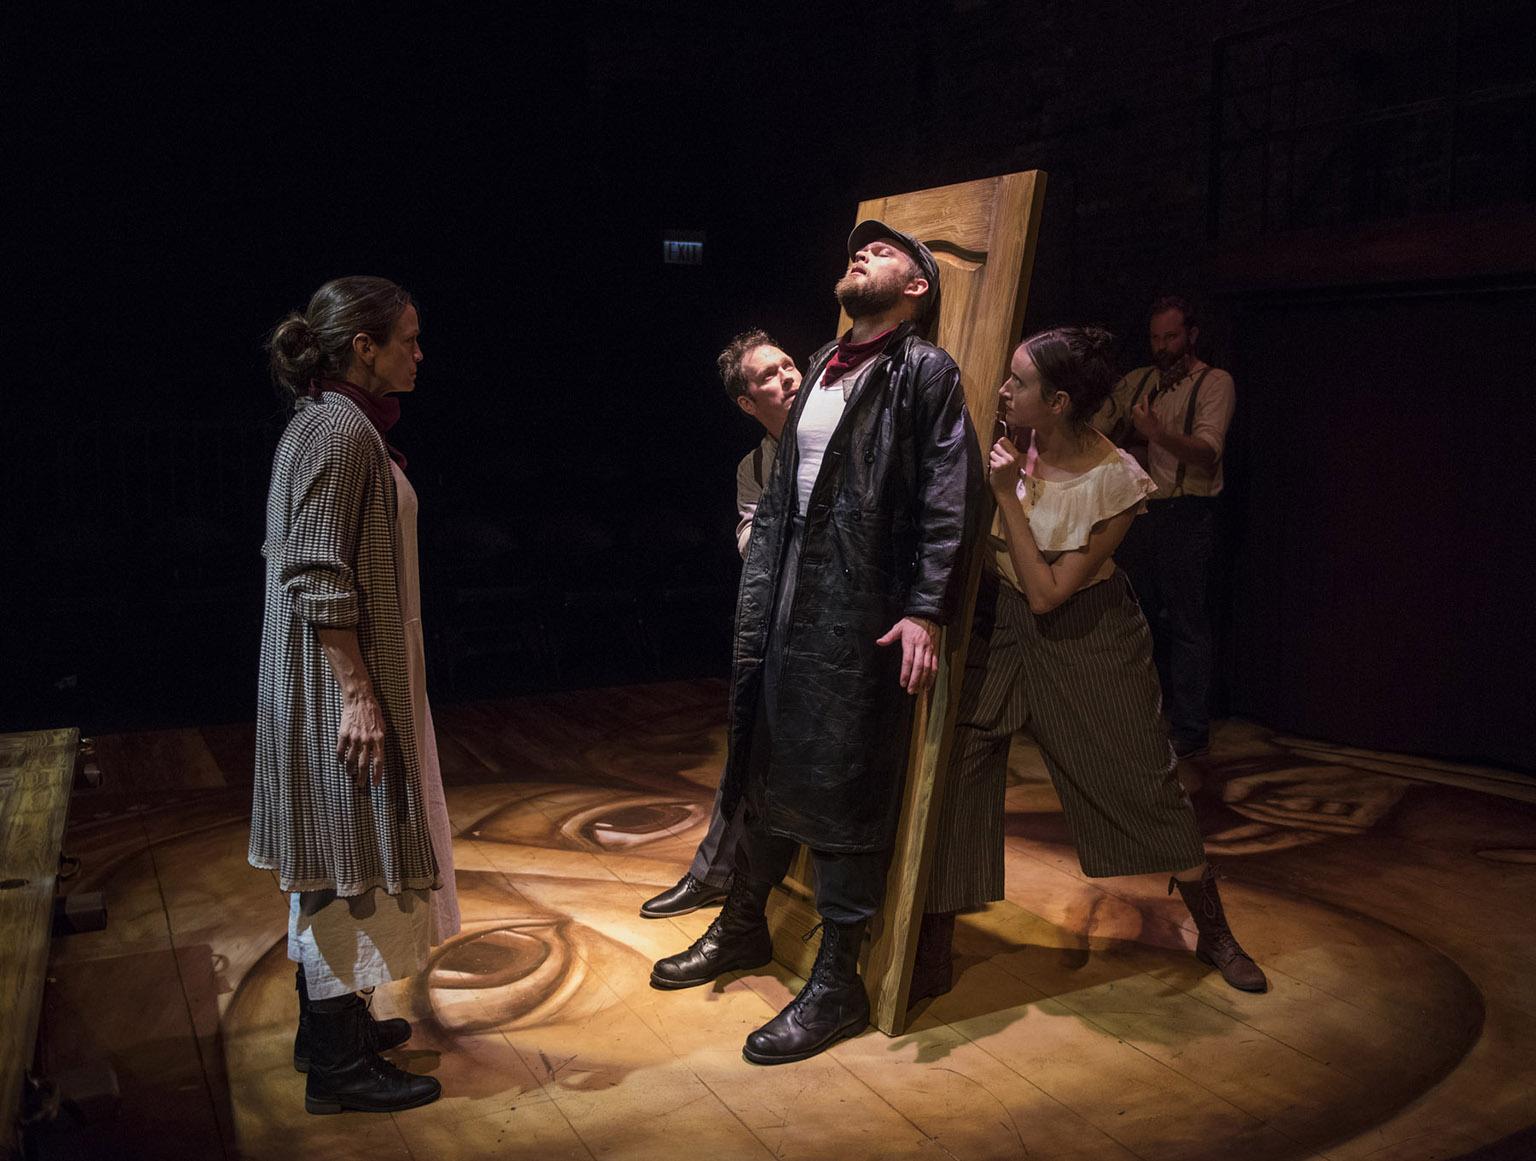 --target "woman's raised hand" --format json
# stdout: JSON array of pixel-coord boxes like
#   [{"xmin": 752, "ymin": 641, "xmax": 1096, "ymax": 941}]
[{"xmin": 988, "ymin": 436, "xmax": 1024, "ymax": 497}]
